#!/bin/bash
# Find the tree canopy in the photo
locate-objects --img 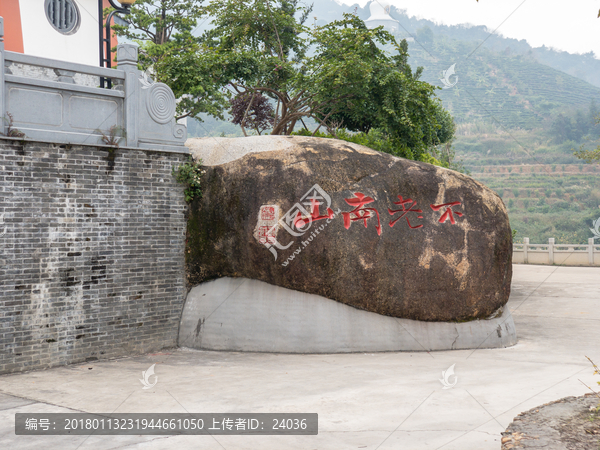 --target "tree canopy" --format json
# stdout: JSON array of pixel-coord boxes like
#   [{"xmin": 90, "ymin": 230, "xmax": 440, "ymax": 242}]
[
  {"xmin": 110, "ymin": 0, "xmax": 229, "ymax": 119},
  {"xmin": 111, "ymin": 0, "xmax": 456, "ymax": 161}
]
